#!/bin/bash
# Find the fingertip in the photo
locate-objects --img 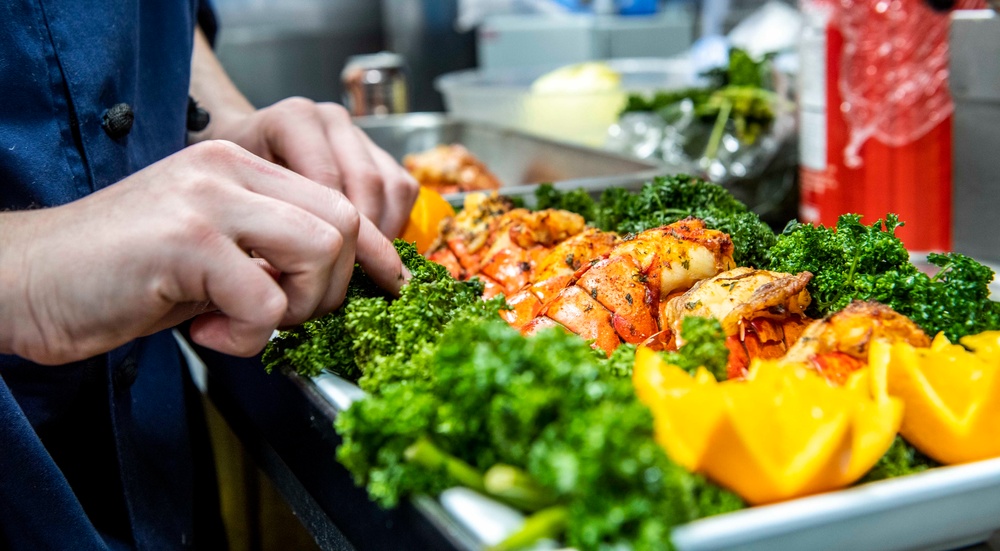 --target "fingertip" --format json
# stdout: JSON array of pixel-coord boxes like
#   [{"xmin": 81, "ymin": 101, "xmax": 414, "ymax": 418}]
[
  {"xmin": 391, "ymin": 265, "xmax": 412, "ymax": 297},
  {"xmin": 356, "ymin": 216, "xmax": 407, "ymax": 296}
]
